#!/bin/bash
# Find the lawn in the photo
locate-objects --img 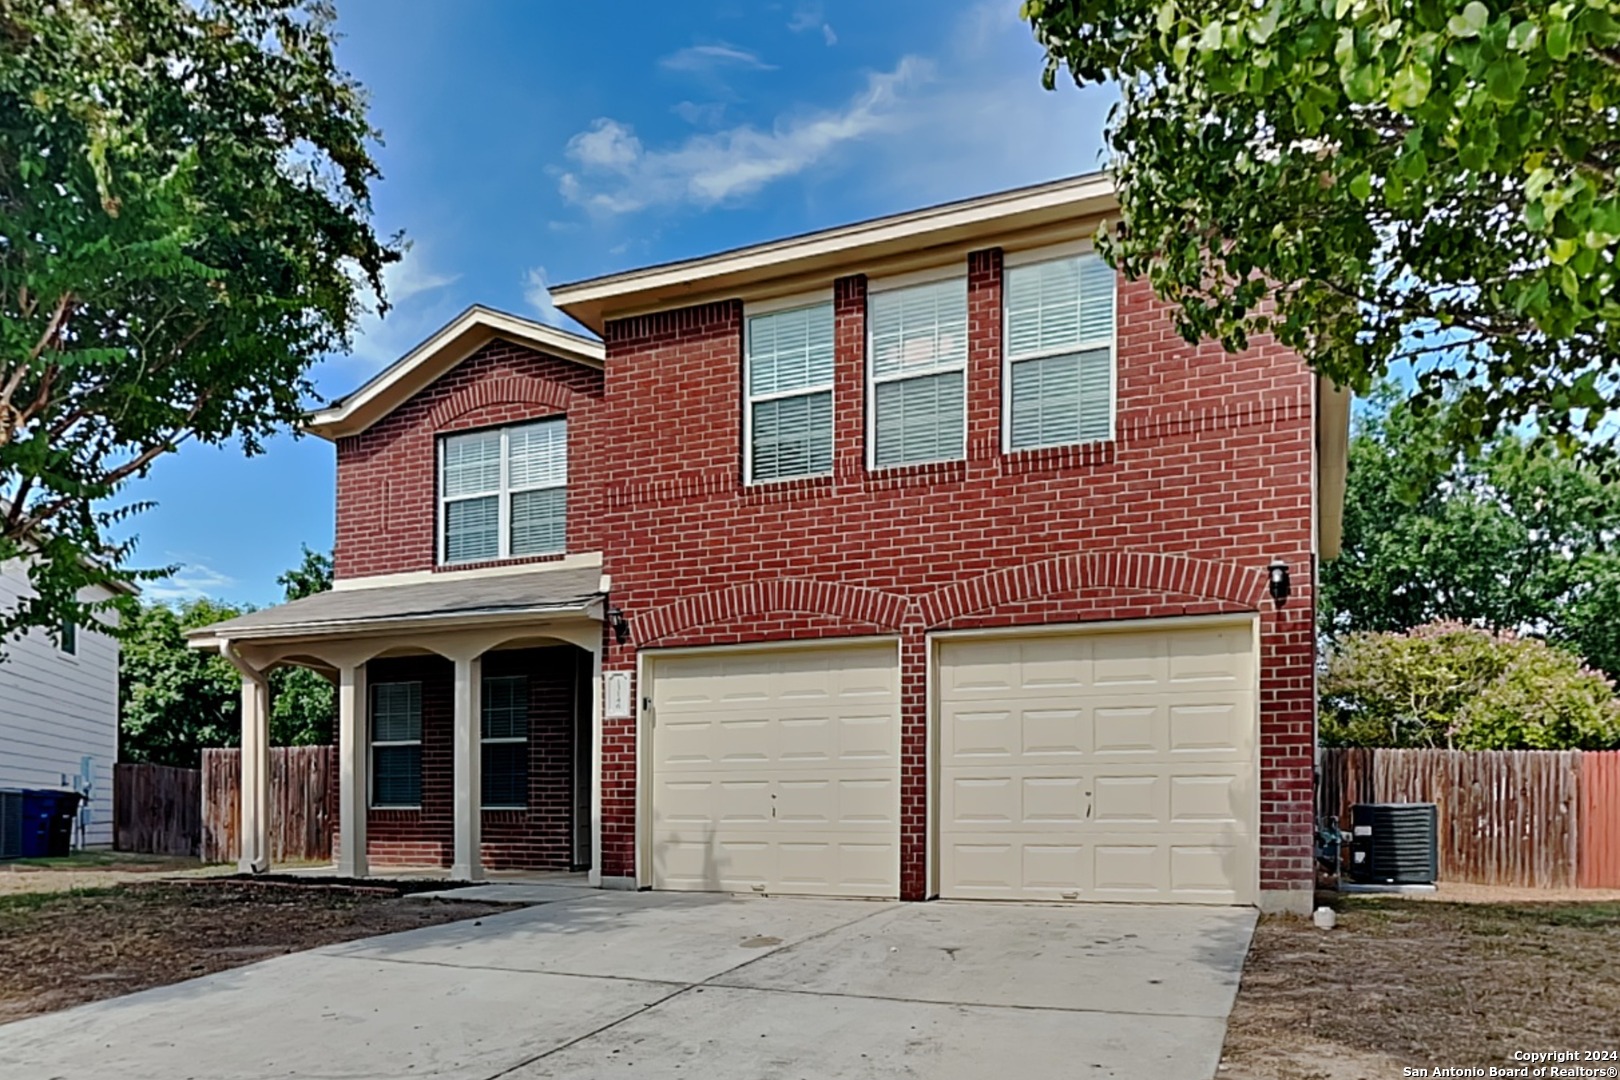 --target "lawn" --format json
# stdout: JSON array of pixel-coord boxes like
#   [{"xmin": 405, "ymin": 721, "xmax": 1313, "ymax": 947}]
[
  {"xmin": 1219, "ymin": 897, "xmax": 1620, "ymax": 1079},
  {"xmin": 0, "ymin": 878, "xmax": 514, "ymax": 1024}
]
